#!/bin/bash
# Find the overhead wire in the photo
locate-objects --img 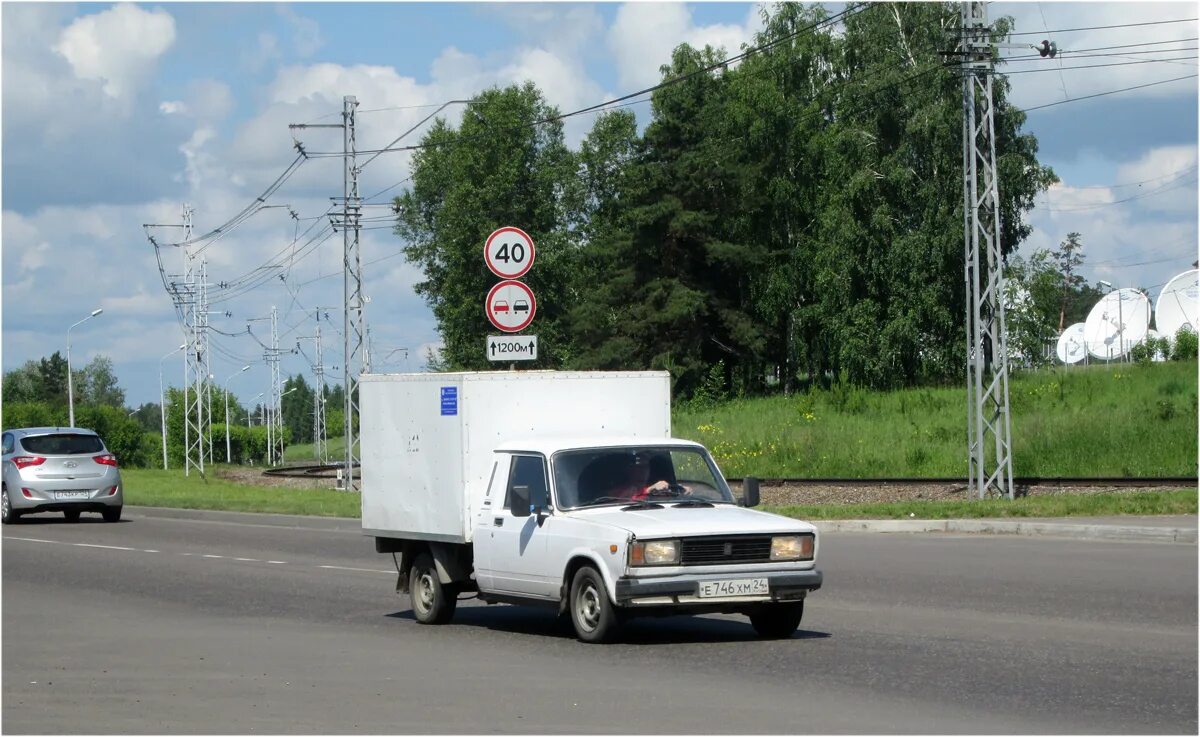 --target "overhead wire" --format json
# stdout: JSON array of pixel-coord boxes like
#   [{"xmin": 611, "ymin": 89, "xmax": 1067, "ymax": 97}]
[
  {"xmin": 1023, "ymin": 73, "xmax": 1198, "ymax": 111},
  {"xmin": 302, "ymin": 3, "xmax": 871, "ymax": 160}
]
